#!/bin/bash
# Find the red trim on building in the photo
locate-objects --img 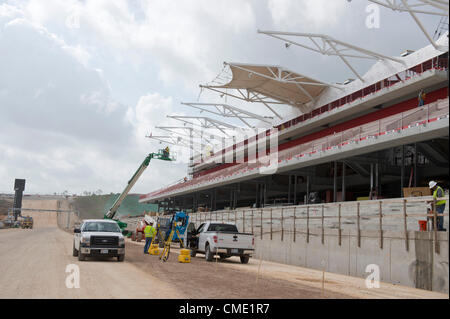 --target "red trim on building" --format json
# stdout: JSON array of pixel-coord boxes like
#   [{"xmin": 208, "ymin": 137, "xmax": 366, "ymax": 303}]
[{"xmin": 193, "ymin": 86, "xmax": 448, "ymax": 178}]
